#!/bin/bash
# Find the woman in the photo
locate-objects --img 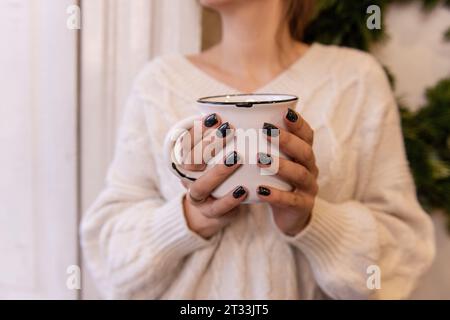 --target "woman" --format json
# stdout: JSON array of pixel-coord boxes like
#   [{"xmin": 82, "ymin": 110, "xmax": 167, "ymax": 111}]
[{"xmin": 81, "ymin": 0, "xmax": 435, "ymax": 299}]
